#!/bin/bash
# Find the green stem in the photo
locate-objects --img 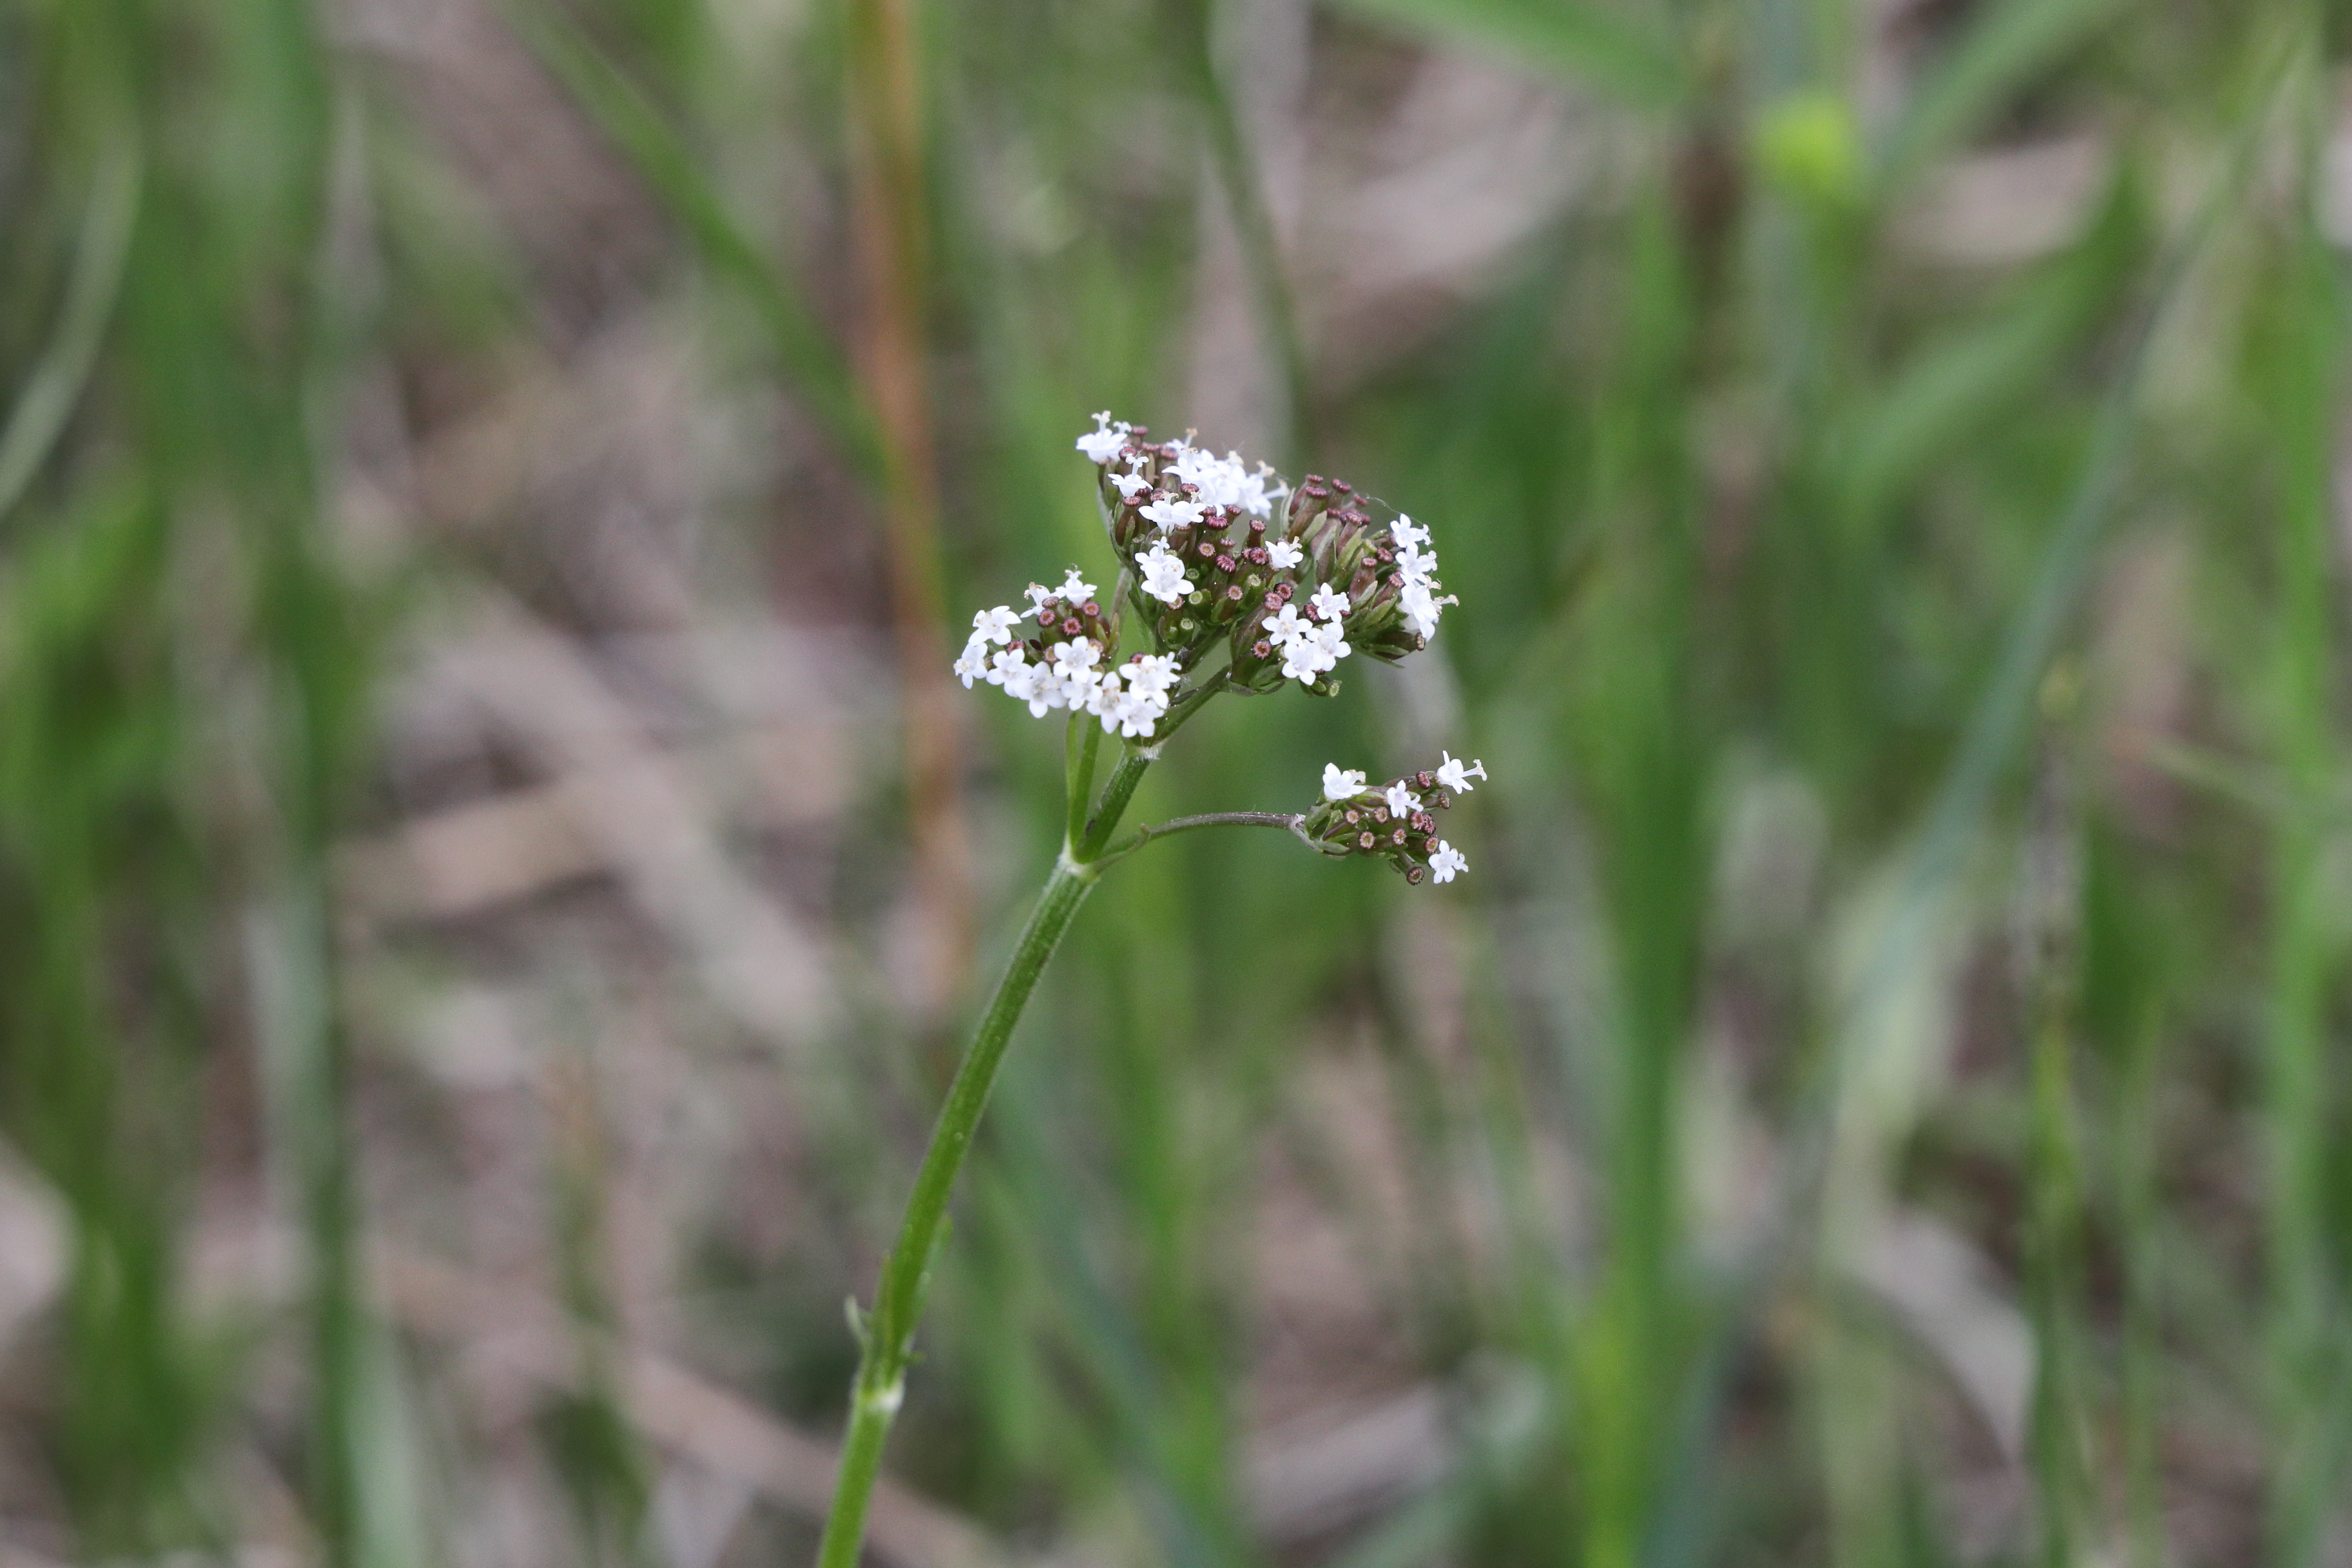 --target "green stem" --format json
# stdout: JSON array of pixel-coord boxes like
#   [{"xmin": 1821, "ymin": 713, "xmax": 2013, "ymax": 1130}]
[
  {"xmin": 818, "ymin": 669, "xmax": 1244, "ymax": 1564},
  {"xmin": 815, "ymin": 846, "xmax": 1105, "ymax": 1568},
  {"xmin": 1096, "ymin": 810, "xmax": 1308, "ymax": 866},
  {"xmin": 1066, "ymin": 711, "xmax": 1101, "ymax": 850}
]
